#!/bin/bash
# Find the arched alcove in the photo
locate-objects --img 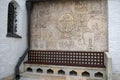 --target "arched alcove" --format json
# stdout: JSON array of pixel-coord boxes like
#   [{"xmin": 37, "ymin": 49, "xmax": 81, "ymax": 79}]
[
  {"xmin": 36, "ymin": 68, "xmax": 43, "ymax": 73},
  {"xmin": 82, "ymin": 71, "xmax": 90, "ymax": 77},
  {"xmin": 26, "ymin": 67, "xmax": 32, "ymax": 72},
  {"xmin": 95, "ymin": 72, "xmax": 103, "ymax": 78},
  {"xmin": 69, "ymin": 70, "xmax": 77, "ymax": 76},
  {"xmin": 47, "ymin": 69, "xmax": 54, "ymax": 74},
  {"xmin": 58, "ymin": 70, "xmax": 65, "ymax": 75}
]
